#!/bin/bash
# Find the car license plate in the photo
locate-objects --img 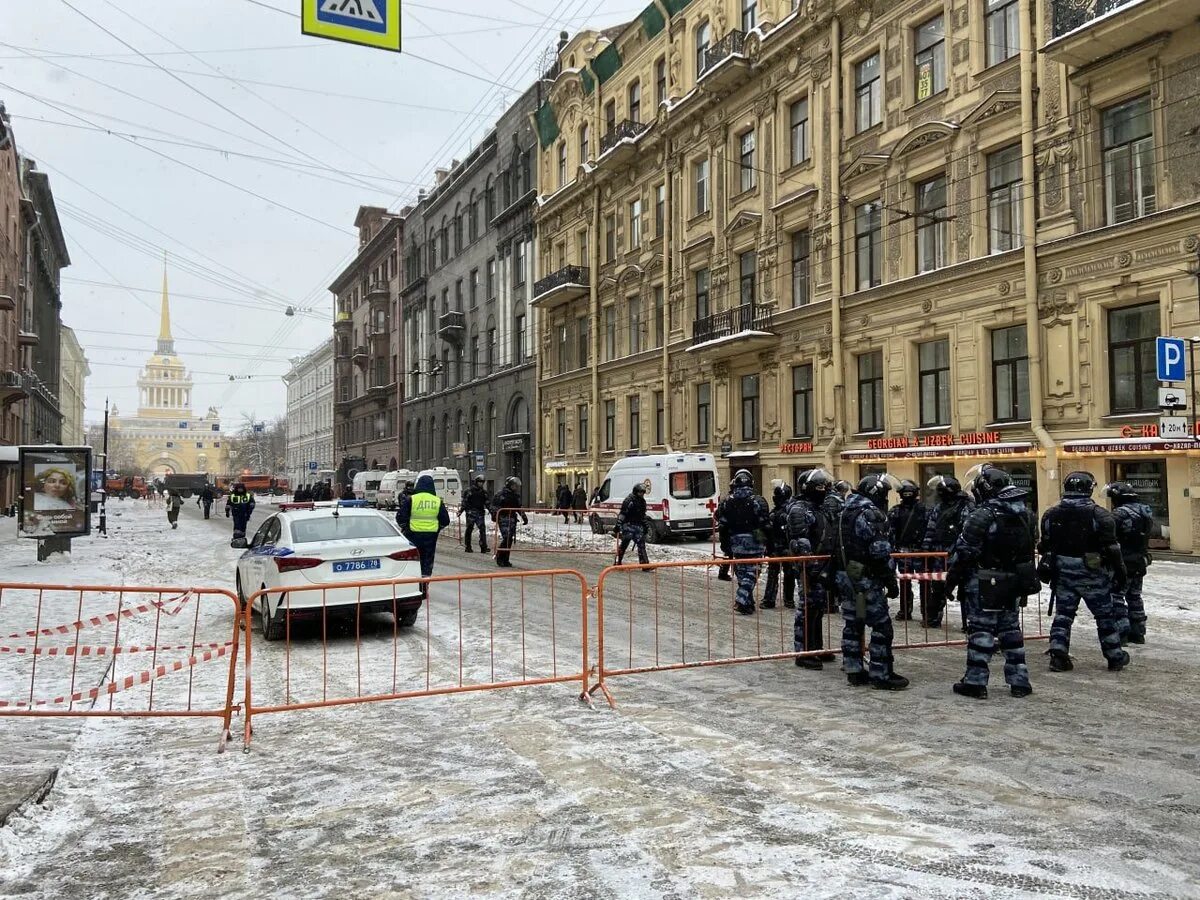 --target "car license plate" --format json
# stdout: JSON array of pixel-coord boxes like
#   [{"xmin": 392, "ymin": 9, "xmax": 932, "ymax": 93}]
[{"xmin": 332, "ymin": 558, "xmax": 381, "ymax": 573}]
